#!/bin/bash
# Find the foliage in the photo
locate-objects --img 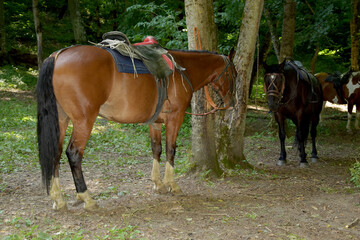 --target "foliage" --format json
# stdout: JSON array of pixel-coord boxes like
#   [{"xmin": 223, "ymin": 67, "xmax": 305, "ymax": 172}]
[
  {"xmin": 350, "ymin": 161, "xmax": 360, "ymax": 189},
  {"xmin": 2, "ymin": 0, "xmax": 356, "ymax": 68},
  {"xmin": 2, "ymin": 216, "xmax": 141, "ymax": 240}
]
